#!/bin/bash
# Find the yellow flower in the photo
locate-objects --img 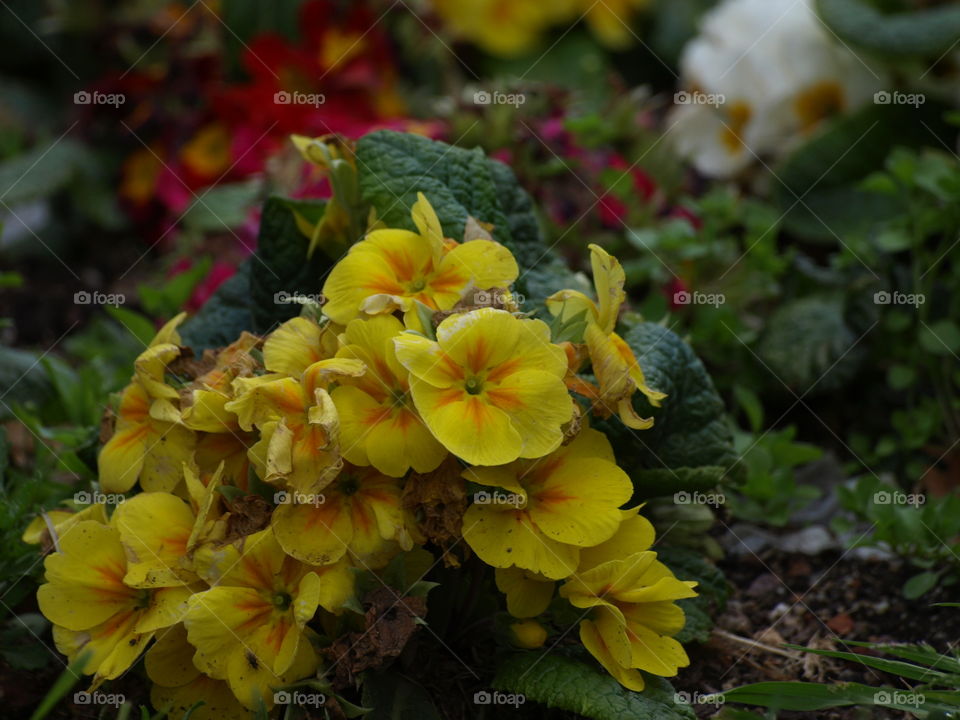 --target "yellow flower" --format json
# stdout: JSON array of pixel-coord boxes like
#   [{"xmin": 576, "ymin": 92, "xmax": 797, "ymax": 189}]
[
  {"xmin": 180, "ymin": 123, "xmax": 232, "ymax": 178},
  {"xmin": 272, "ymin": 464, "xmax": 409, "ymax": 568},
  {"xmin": 37, "ymin": 521, "xmax": 192, "ymax": 683},
  {"xmin": 579, "ymin": 0, "xmax": 649, "ymax": 49},
  {"xmin": 495, "ymin": 567, "xmax": 555, "ymax": 618},
  {"xmin": 321, "ymin": 193, "xmax": 518, "ymax": 326},
  {"xmin": 510, "ymin": 619, "xmax": 548, "ymax": 649},
  {"xmin": 112, "ymin": 491, "xmax": 201, "ymax": 588},
  {"xmin": 185, "ymin": 528, "xmax": 321, "ymax": 710},
  {"xmin": 548, "ymin": 244, "xmax": 666, "ymax": 430},
  {"xmin": 432, "ymin": 0, "xmax": 574, "ymax": 56},
  {"xmin": 332, "ymin": 315, "xmax": 446, "ymax": 477},
  {"xmin": 461, "ymin": 427, "xmax": 632, "ymax": 579},
  {"xmin": 225, "ymin": 358, "xmax": 363, "ymax": 494},
  {"xmin": 394, "ymin": 308, "xmax": 573, "ymax": 466},
  {"xmin": 559, "ymin": 551, "xmax": 697, "ymax": 690},
  {"xmin": 146, "ymin": 624, "xmax": 248, "ymax": 720},
  {"xmin": 54, "ymin": 469, "xmax": 221, "ymax": 638},
  {"xmin": 262, "ymin": 315, "xmax": 339, "ymax": 378},
  {"xmin": 181, "ymin": 332, "xmax": 261, "ymax": 489},
  {"xmin": 99, "ymin": 313, "xmax": 194, "ymax": 494},
  {"xmin": 22, "ymin": 502, "xmax": 107, "ymax": 545}
]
